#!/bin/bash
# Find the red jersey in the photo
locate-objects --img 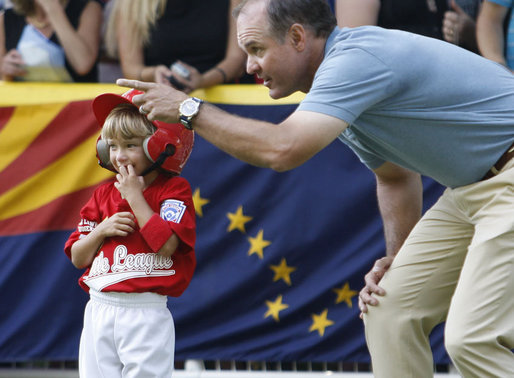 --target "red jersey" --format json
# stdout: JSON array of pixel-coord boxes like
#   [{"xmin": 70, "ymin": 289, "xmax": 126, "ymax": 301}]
[{"xmin": 64, "ymin": 175, "xmax": 196, "ymax": 297}]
